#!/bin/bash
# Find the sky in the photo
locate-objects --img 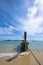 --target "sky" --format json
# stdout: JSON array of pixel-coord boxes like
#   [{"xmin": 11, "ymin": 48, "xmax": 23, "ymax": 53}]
[{"xmin": 0, "ymin": 0, "xmax": 43, "ymax": 40}]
